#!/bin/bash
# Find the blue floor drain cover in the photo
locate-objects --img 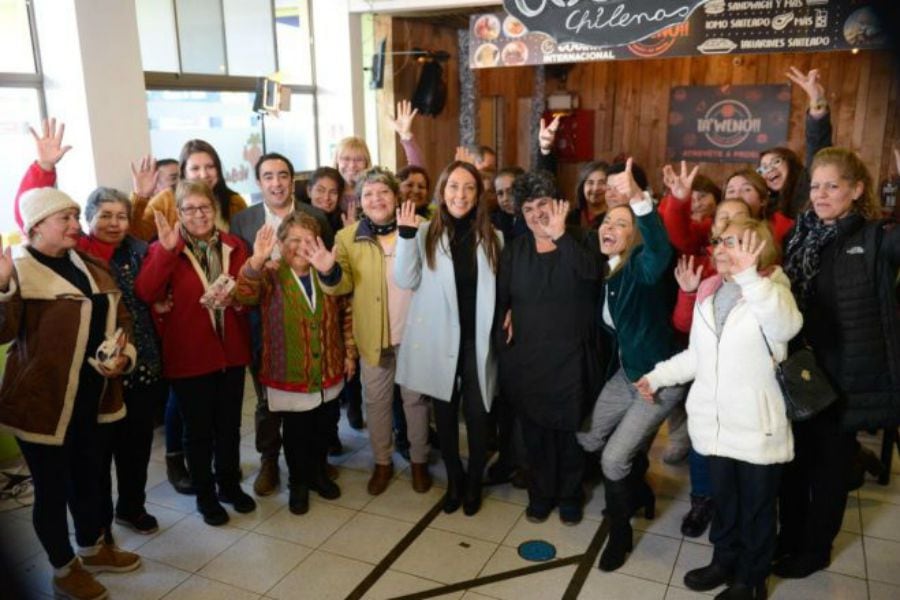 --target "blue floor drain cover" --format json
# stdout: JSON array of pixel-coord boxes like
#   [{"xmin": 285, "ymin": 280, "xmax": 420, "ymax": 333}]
[{"xmin": 517, "ymin": 540, "xmax": 557, "ymax": 562}]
